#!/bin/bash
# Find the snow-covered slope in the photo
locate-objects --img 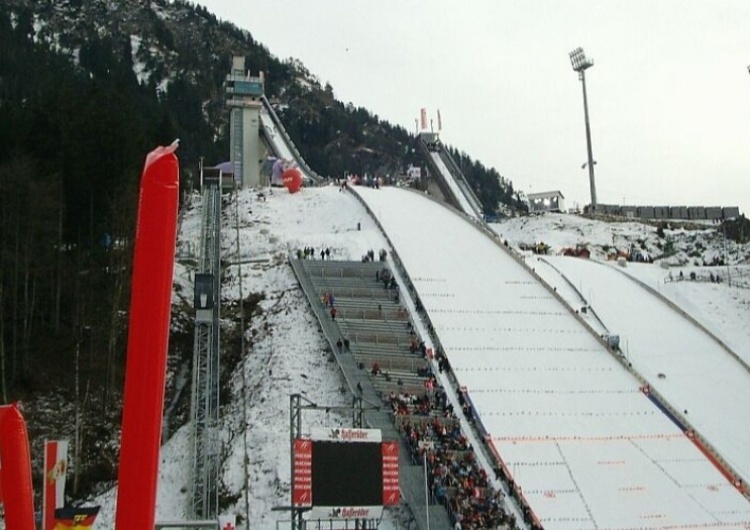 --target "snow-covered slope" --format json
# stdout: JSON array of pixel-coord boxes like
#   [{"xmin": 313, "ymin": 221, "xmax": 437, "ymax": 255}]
[
  {"xmin": 495, "ymin": 212, "xmax": 750, "ymax": 268},
  {"xmin": 89, "ymin": 188, "xmax": 750, "ymax": 530},
  {"xmin": 355, "ymin": 187, "xmax": 750, "ymax": 530},
  {"xmin": 93, "ymin": 186, "xmax": 405, "ymax": 529}
]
